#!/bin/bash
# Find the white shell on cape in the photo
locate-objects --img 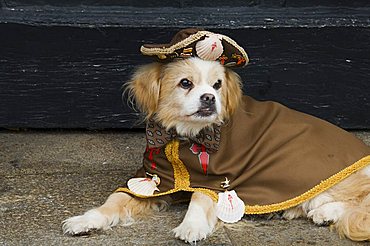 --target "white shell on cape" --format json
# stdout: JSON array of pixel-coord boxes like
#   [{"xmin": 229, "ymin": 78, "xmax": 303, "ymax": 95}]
[
  {"xmin": 195, "ymin": 34, "xmax": 224, "ymax": 61},
  {"xmin": 216, "ymin": 190, "xmax": 245, "ymax": 223},
  {"xmin": 127, "ymin": 177, "xmax": 160, "ymax": 196}
]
